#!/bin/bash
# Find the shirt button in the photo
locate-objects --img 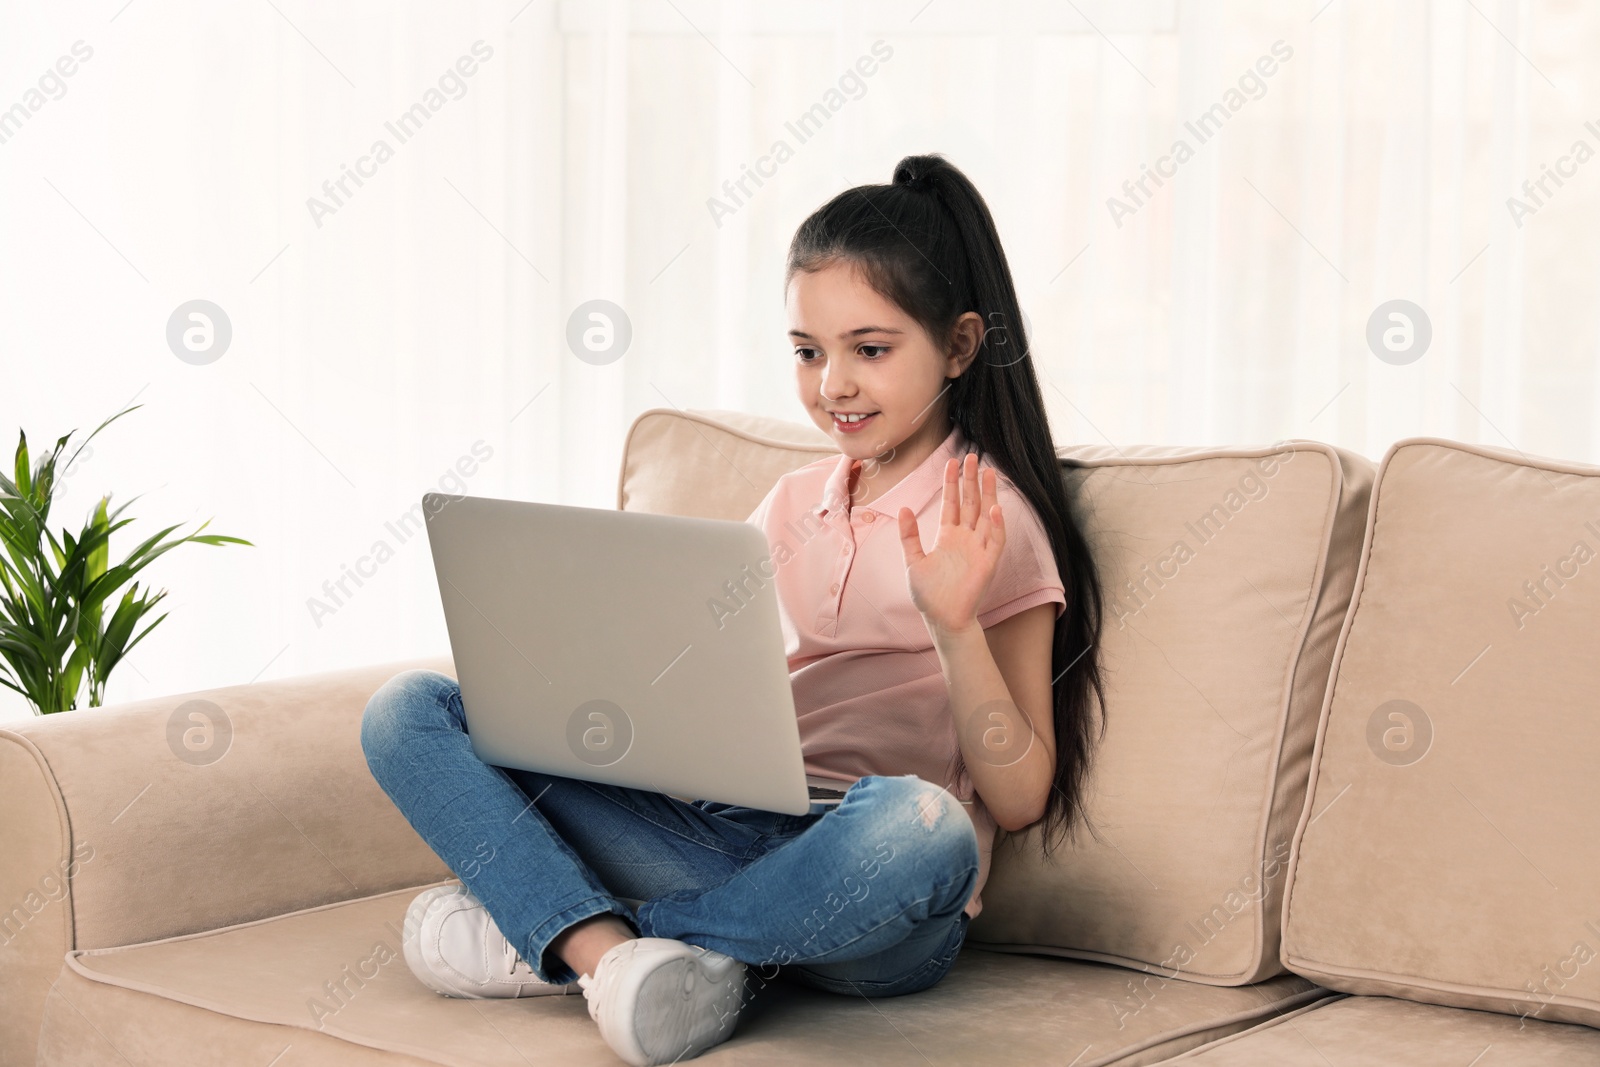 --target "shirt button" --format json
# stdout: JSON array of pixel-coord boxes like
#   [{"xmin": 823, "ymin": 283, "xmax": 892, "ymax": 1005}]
[
  {"xmin": 861, "ymin": 512, "xmax": 875, "ymax": 523},
  {"xmin": 829, "ymin": 582, "xmax": 839, "ymax": 594}
]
